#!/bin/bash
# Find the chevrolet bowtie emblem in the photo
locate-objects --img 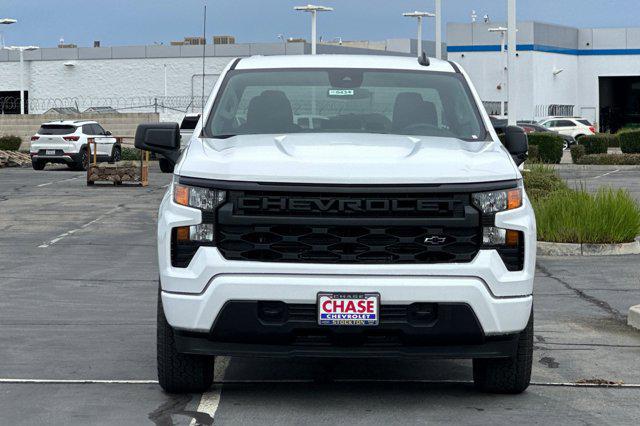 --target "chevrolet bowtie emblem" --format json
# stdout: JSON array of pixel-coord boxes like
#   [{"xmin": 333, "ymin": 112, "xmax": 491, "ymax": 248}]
[{"xmin": 424, "ymin": 236, "xmax": 447, "ymax": 245}]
